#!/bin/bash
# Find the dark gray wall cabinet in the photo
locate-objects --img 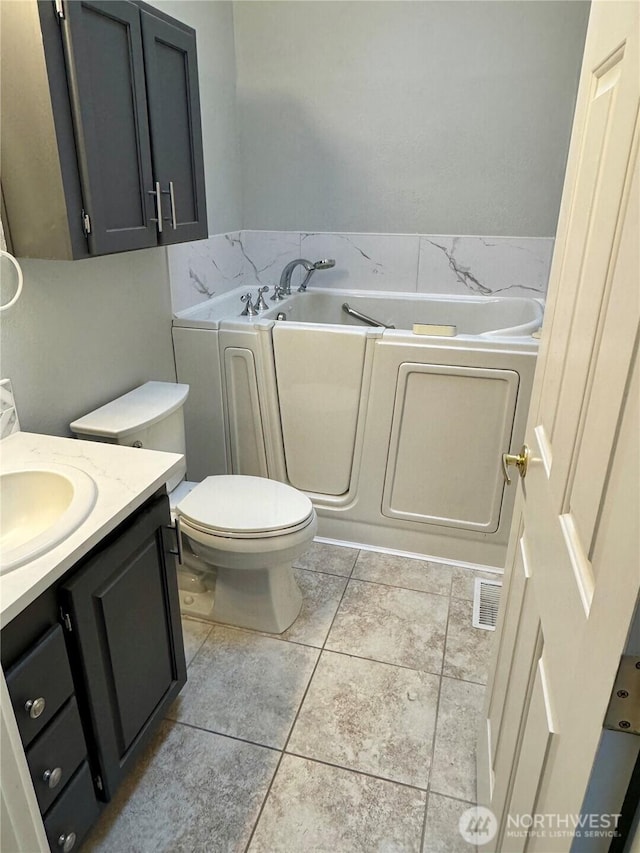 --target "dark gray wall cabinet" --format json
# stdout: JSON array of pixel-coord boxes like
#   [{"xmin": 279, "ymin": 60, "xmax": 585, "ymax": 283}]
[
  {"xmin": 0, "ymin": 0, "xmax": 207, "ymax": 259},
  {"xmin": 1, "ymin": 492, "xmax": 186, "ymax": 850}
]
